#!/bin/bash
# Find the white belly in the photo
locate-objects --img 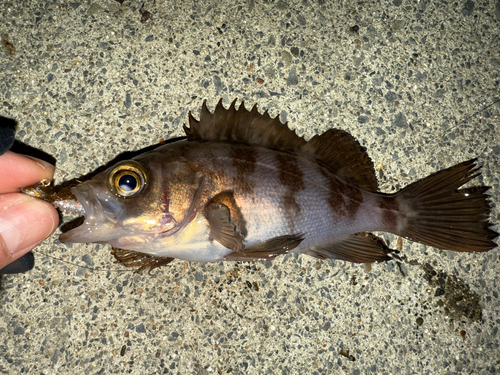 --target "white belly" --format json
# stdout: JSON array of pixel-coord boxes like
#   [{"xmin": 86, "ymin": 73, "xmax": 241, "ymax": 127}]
[{"xmin": 142, "ymin": 215, "xmax": 234, "ymax": 262}]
